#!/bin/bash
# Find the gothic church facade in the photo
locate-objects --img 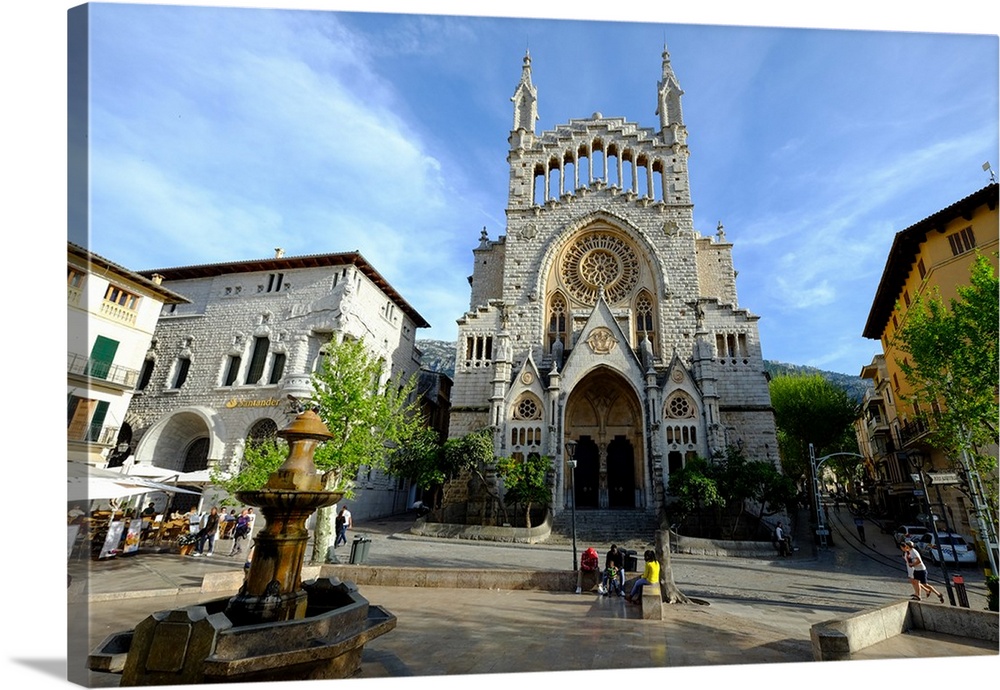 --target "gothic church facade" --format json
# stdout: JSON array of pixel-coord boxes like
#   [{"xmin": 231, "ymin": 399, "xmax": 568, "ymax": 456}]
[{"xmin": 449, "ymin": 49, "xmax": 778, "ymax": 521}]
